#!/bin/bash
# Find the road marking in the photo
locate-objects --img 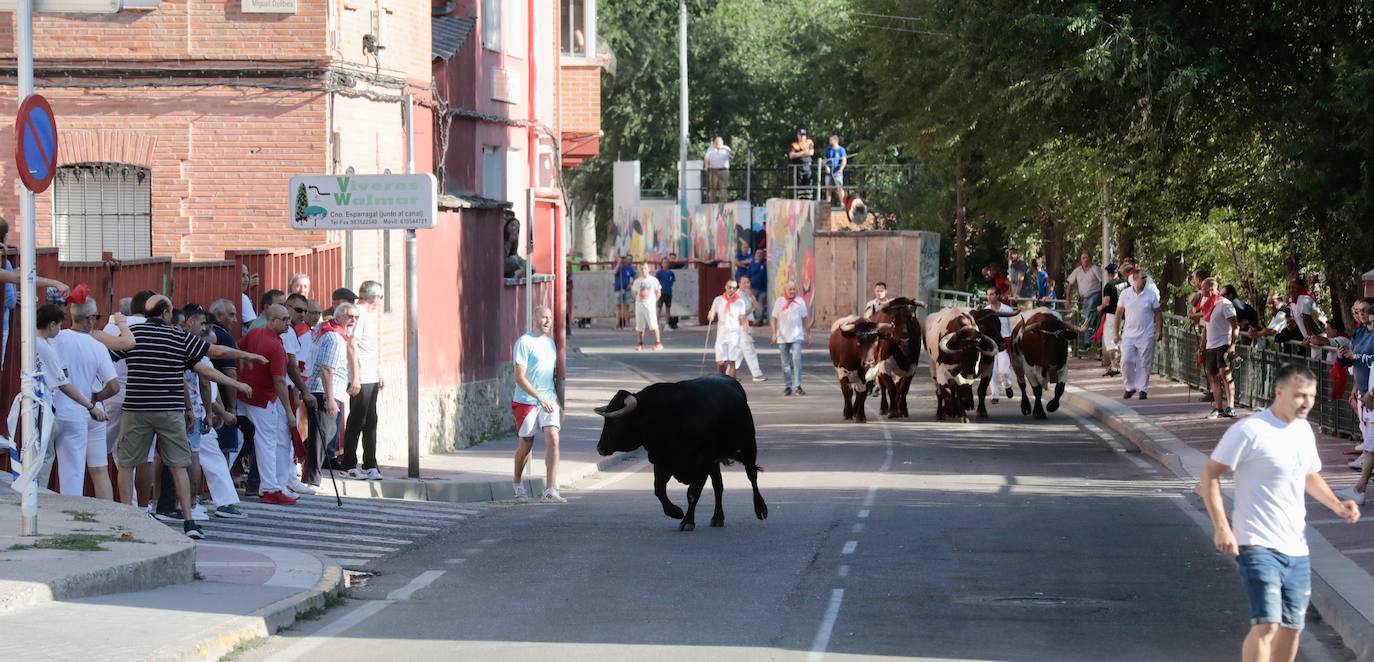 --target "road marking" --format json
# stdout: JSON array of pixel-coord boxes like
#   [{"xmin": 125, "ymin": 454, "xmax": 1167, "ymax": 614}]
[
  {"xmin": 195, "ymin": 561, "xmax": 275, "ymax": 567},
  {"xmin": 1065, "ymin": 410, "xmax": 1156, "ymax": 470},
  {"xmin": 862, "ymin": 486, "xmax": 877, "ymax": 507},
  {"xmin": 857, "ymin": 509, "xmax": 870, "ymax": 519},
  {"xmin": 462, "ymin": 547, "xmax": 483, "ymax": 555},
  {"xmin": 851, "ymin": 523, "xmax": 865, "ymax": 534},
  {"xmin": 479, "ymin": 538, "xmax": 500, "ymax": 545},
  {"xmin": 837, "ymin": 565, "xmax": 849, "ymax": 577},
  {"xmin": 806, "ymin": 588, "xmax": 845, "ymax": 662},
  {"xmin": 842, "ymin": 541, "xmax": 858, "ymax": 555},
  {"xmin": 878, "ymin": 422, "xmax": 893, "ymax": 471},
  {"xmin": 445, "ymin": 558, "xmax": 467, "ymax": 564},
  {"xmin": 264, "ymin": 569, "xmax": 447, "ymax": 662}
]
